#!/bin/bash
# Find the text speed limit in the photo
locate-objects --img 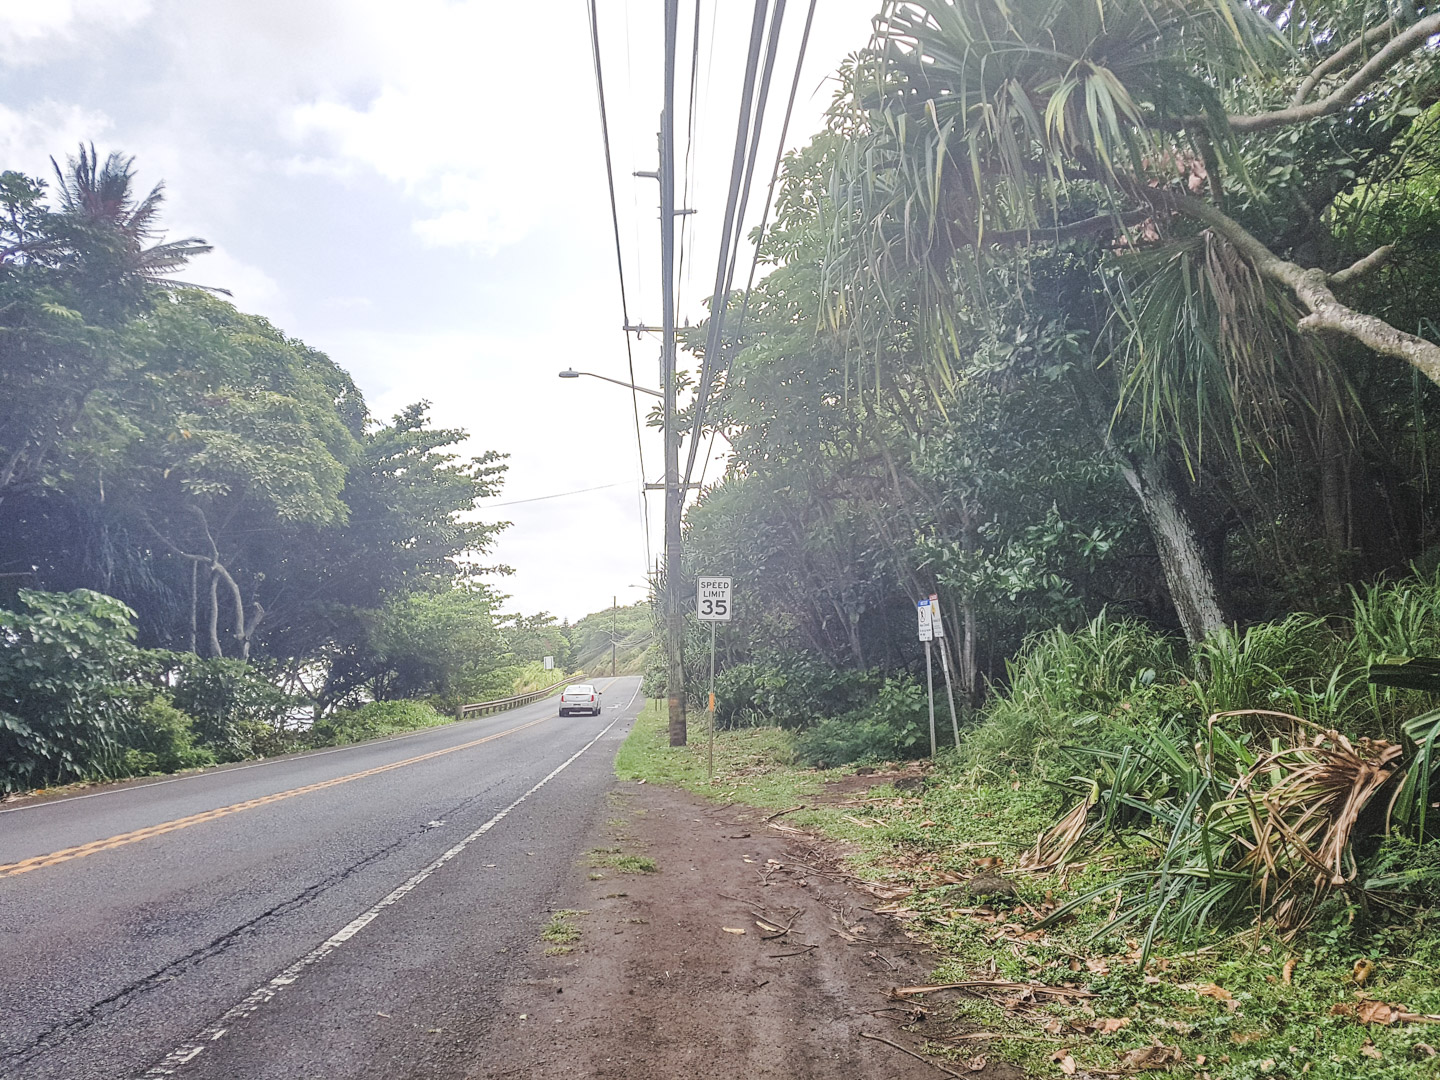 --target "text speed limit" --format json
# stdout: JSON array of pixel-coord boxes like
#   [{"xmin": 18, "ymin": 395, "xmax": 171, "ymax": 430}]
[{"xmin": 696, "ymin": 576, "xmax": 732, "ymax": 622}]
